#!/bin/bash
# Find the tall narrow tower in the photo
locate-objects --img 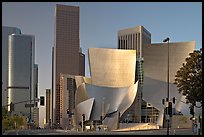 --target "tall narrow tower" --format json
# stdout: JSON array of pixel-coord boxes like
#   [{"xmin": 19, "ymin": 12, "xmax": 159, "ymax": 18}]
[
  {"xmin": 8, "ymin": 34, "xmax": 35, "ymax": 122},
  {"xmin": 2, "ymin": 26, "xmax": 21, "ymax": 108},
  {"xmin": 53, "ymin": 4, "xmax": 85, "ymax": 127}
]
